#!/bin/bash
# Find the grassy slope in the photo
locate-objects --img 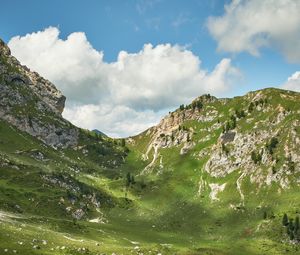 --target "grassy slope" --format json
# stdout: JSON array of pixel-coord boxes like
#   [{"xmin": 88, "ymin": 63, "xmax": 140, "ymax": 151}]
[{"xmin": 0, "ymin": 88, "xmax": 300, "ymax": 255}]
